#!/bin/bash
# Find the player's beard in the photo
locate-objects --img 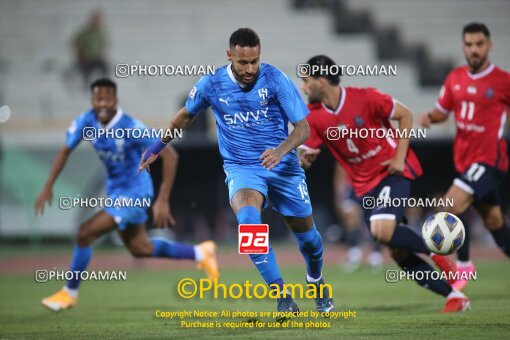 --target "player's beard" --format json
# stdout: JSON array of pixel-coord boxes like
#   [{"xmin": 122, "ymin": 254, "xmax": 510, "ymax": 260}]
[
  {"xmin": 467, "ymin": 54, "xmax": 487, "ymax": 73},
  {"xmin": 232, "ymin": 66, "xmax": 259, "ymax": 85},
  {"xmin": 96, "ymin": 108, "xmax": 116, "ymax": 125}
]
